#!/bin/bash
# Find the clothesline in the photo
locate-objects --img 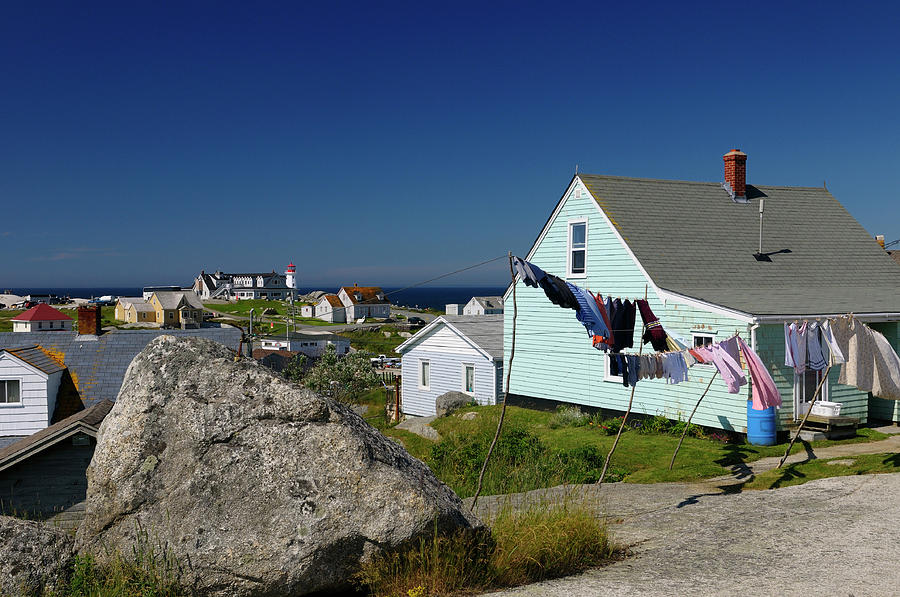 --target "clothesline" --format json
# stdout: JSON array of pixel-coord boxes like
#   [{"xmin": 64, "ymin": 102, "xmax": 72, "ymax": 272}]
[{"xmin": 513, "ymin": 255, "xmax": 782, "ymax": 410}]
